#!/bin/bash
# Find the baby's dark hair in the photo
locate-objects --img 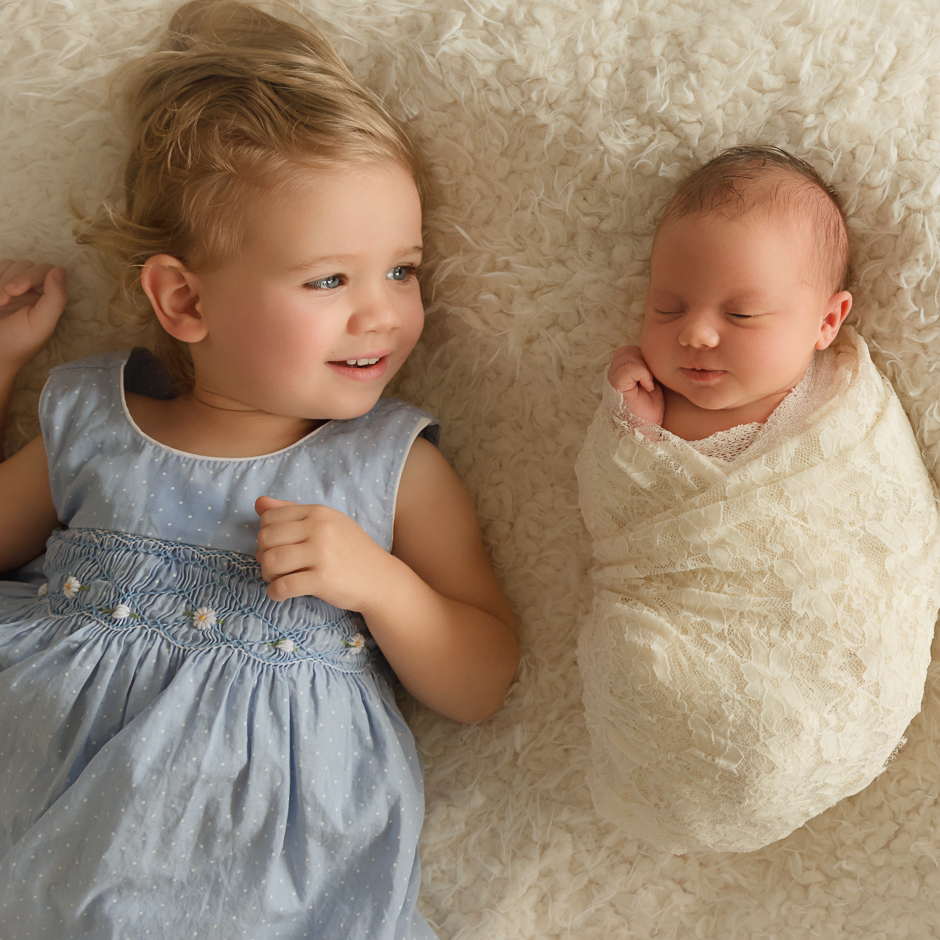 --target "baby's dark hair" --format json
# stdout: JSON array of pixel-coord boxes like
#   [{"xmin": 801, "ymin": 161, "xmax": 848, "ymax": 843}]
[
  {"xmin": 659, "ymin": 145, "xmax": 853, "ymax": 294},
  {"xmin": 76, "ymin": 0, "xmax": 426, "ymax": 388}
]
